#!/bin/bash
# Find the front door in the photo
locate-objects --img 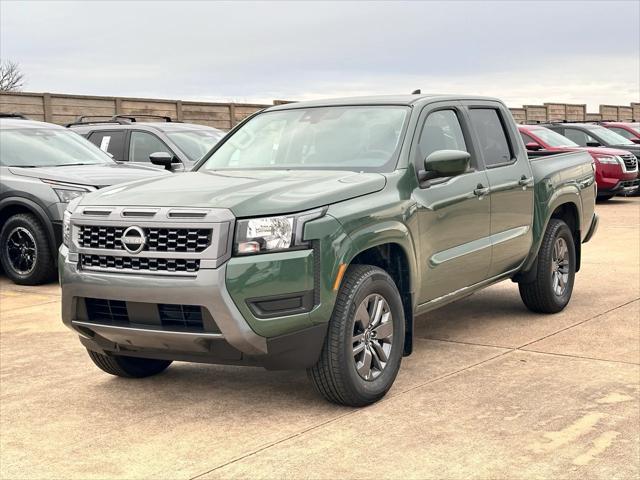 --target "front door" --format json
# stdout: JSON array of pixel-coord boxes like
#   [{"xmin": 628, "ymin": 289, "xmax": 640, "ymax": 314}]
[{"xmin": 412, "ymin": 104, "xmax": 492, "ymax": 304}]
